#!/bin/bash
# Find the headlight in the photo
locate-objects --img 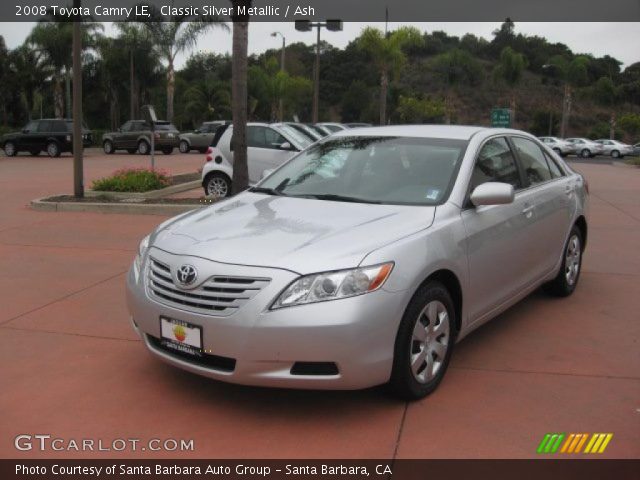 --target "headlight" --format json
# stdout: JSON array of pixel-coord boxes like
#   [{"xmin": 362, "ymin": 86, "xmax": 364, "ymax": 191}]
[
  {"xmin": 271, "ymin": 263, "xmax": 393, "ymax": 309},
  {"xmin": 133, "ymin": 234, "xmax": 150, "ymax": 280}
]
